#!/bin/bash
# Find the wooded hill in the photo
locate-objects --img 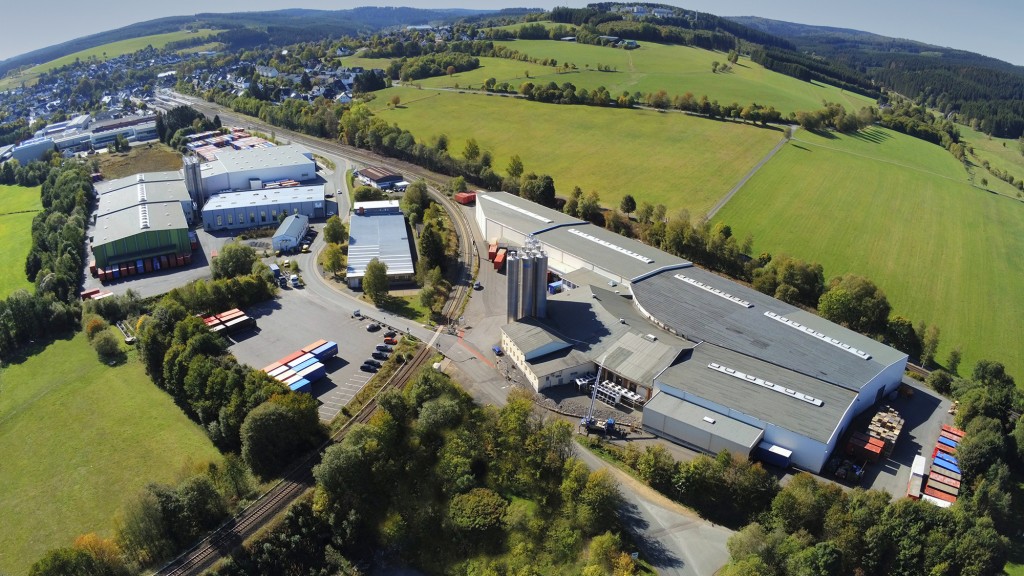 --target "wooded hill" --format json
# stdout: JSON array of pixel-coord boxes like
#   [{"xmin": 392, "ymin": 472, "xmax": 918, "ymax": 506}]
[{"xmin": 731, "ymin": 16, "xmax": 1024, "ymax": 138}]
